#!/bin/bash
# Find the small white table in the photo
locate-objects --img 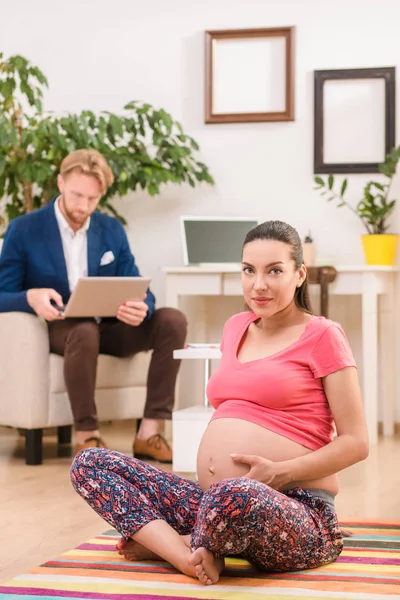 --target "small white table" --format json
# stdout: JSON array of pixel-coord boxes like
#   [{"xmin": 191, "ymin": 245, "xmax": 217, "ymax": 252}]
[
  {"xmin": 172, "ymin": 406, "xmax": 214, "ymax": 472},
  {"xmin": 173, "ymin": 346, "xmax": 221, "ymax": 406},
  {"xmin": 172, "ymin": 346, "xmax": 221, "ymax": 472},
  {"xmin": 165, "ymin": 264, "xmax": 399, "ymax": 445}
]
